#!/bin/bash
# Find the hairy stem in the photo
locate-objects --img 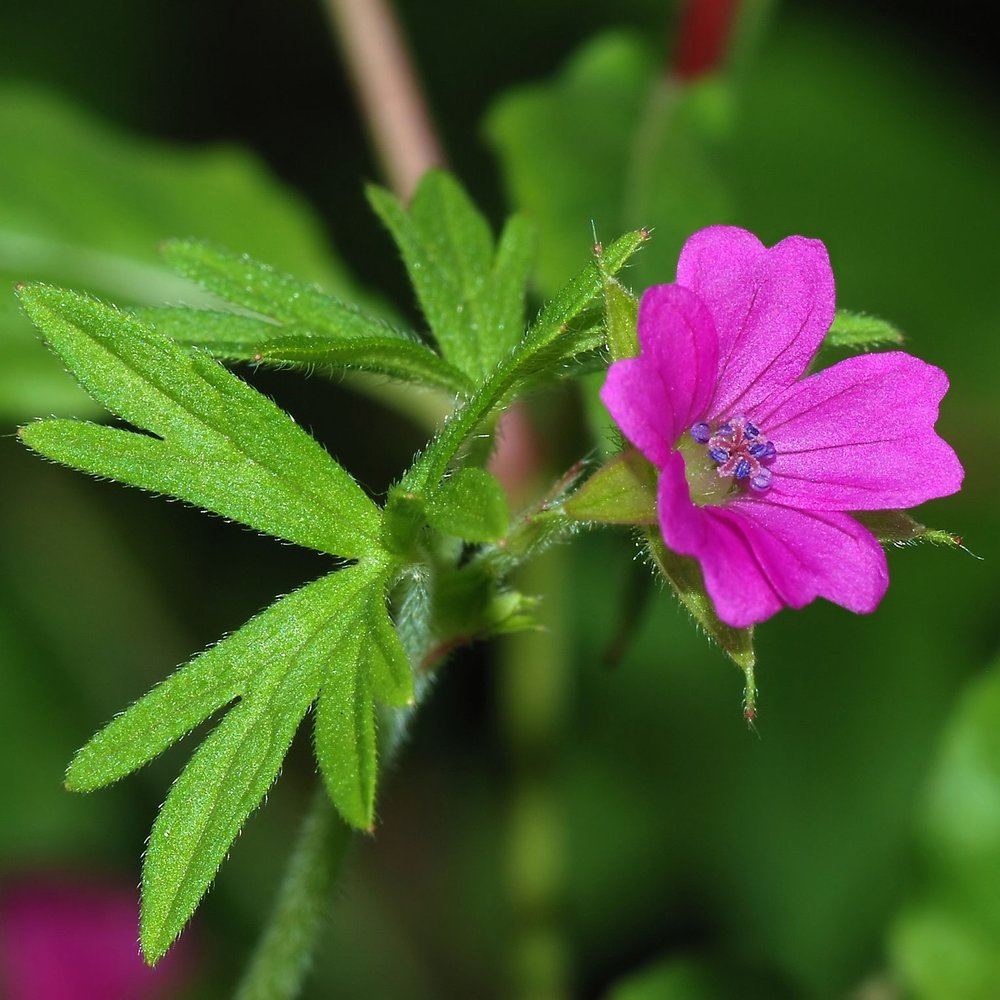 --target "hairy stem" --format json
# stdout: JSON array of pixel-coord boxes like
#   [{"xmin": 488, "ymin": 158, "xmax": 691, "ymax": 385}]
[{"xmin": 234, "ymin": 787, "xmax": 350, "ymax": 1000}]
